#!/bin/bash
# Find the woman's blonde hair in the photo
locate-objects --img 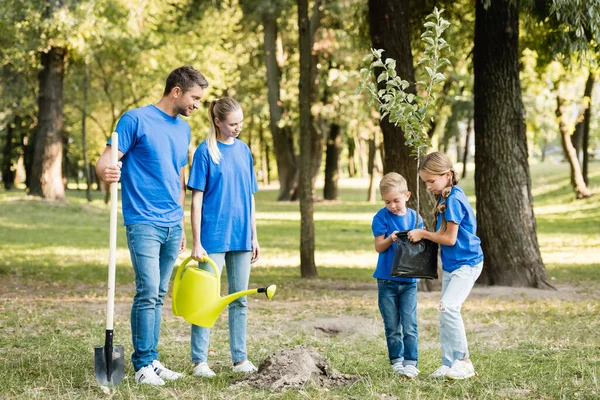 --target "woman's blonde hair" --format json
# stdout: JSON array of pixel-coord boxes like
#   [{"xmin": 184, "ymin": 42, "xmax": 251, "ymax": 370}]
[
  {"xmin": 206, "ymin": 97, "xmax": 242, "ymax": 164},
  {"xmin": 379, "ymin": 172, "xmax": 408, "ymax": 195},
  {"xmin": 418, "ymin": 152, "xmax": 458, "ymax": 231}
]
